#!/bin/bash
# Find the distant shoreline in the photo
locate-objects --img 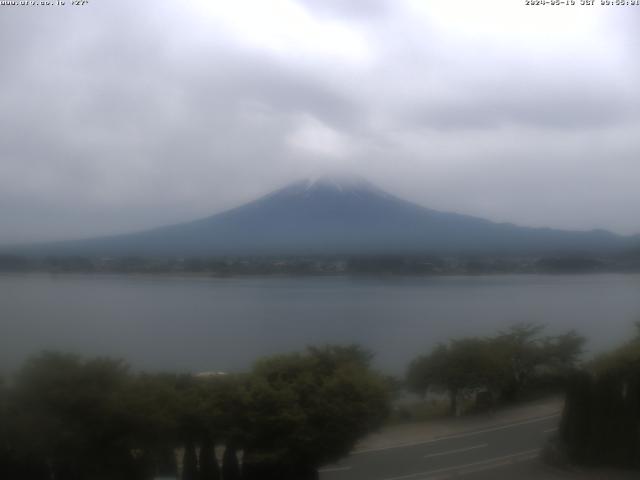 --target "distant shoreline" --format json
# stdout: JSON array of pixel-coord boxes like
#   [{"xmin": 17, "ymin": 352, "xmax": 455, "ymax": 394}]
[
  {"xmin": 2, "ymin": 269, "xmax": 640, "ymax": 281},
  {"xmin": 2, "ymin": 252, "xmax": 639, "ymax": 278}
]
